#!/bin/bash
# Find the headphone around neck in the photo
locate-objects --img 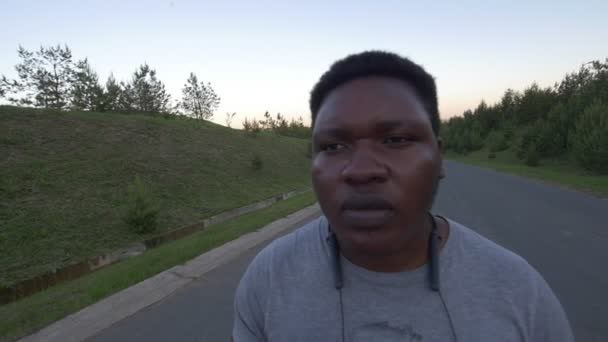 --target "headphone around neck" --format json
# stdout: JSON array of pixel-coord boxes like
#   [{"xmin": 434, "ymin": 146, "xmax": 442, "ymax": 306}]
[
  {"xmin": 326, "ymin": 212, "xmax": 441, "ymax": 292},
  {"xmin": 325, "ymin": 212, "xmax": 446, "ymax": 342}
]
